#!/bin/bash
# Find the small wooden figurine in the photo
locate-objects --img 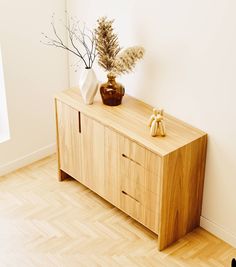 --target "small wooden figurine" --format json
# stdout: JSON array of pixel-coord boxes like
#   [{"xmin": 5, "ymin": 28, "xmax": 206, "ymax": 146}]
[{"xmin": 148, "ymin": 108, "xmax": 166, "ymax": 137}]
